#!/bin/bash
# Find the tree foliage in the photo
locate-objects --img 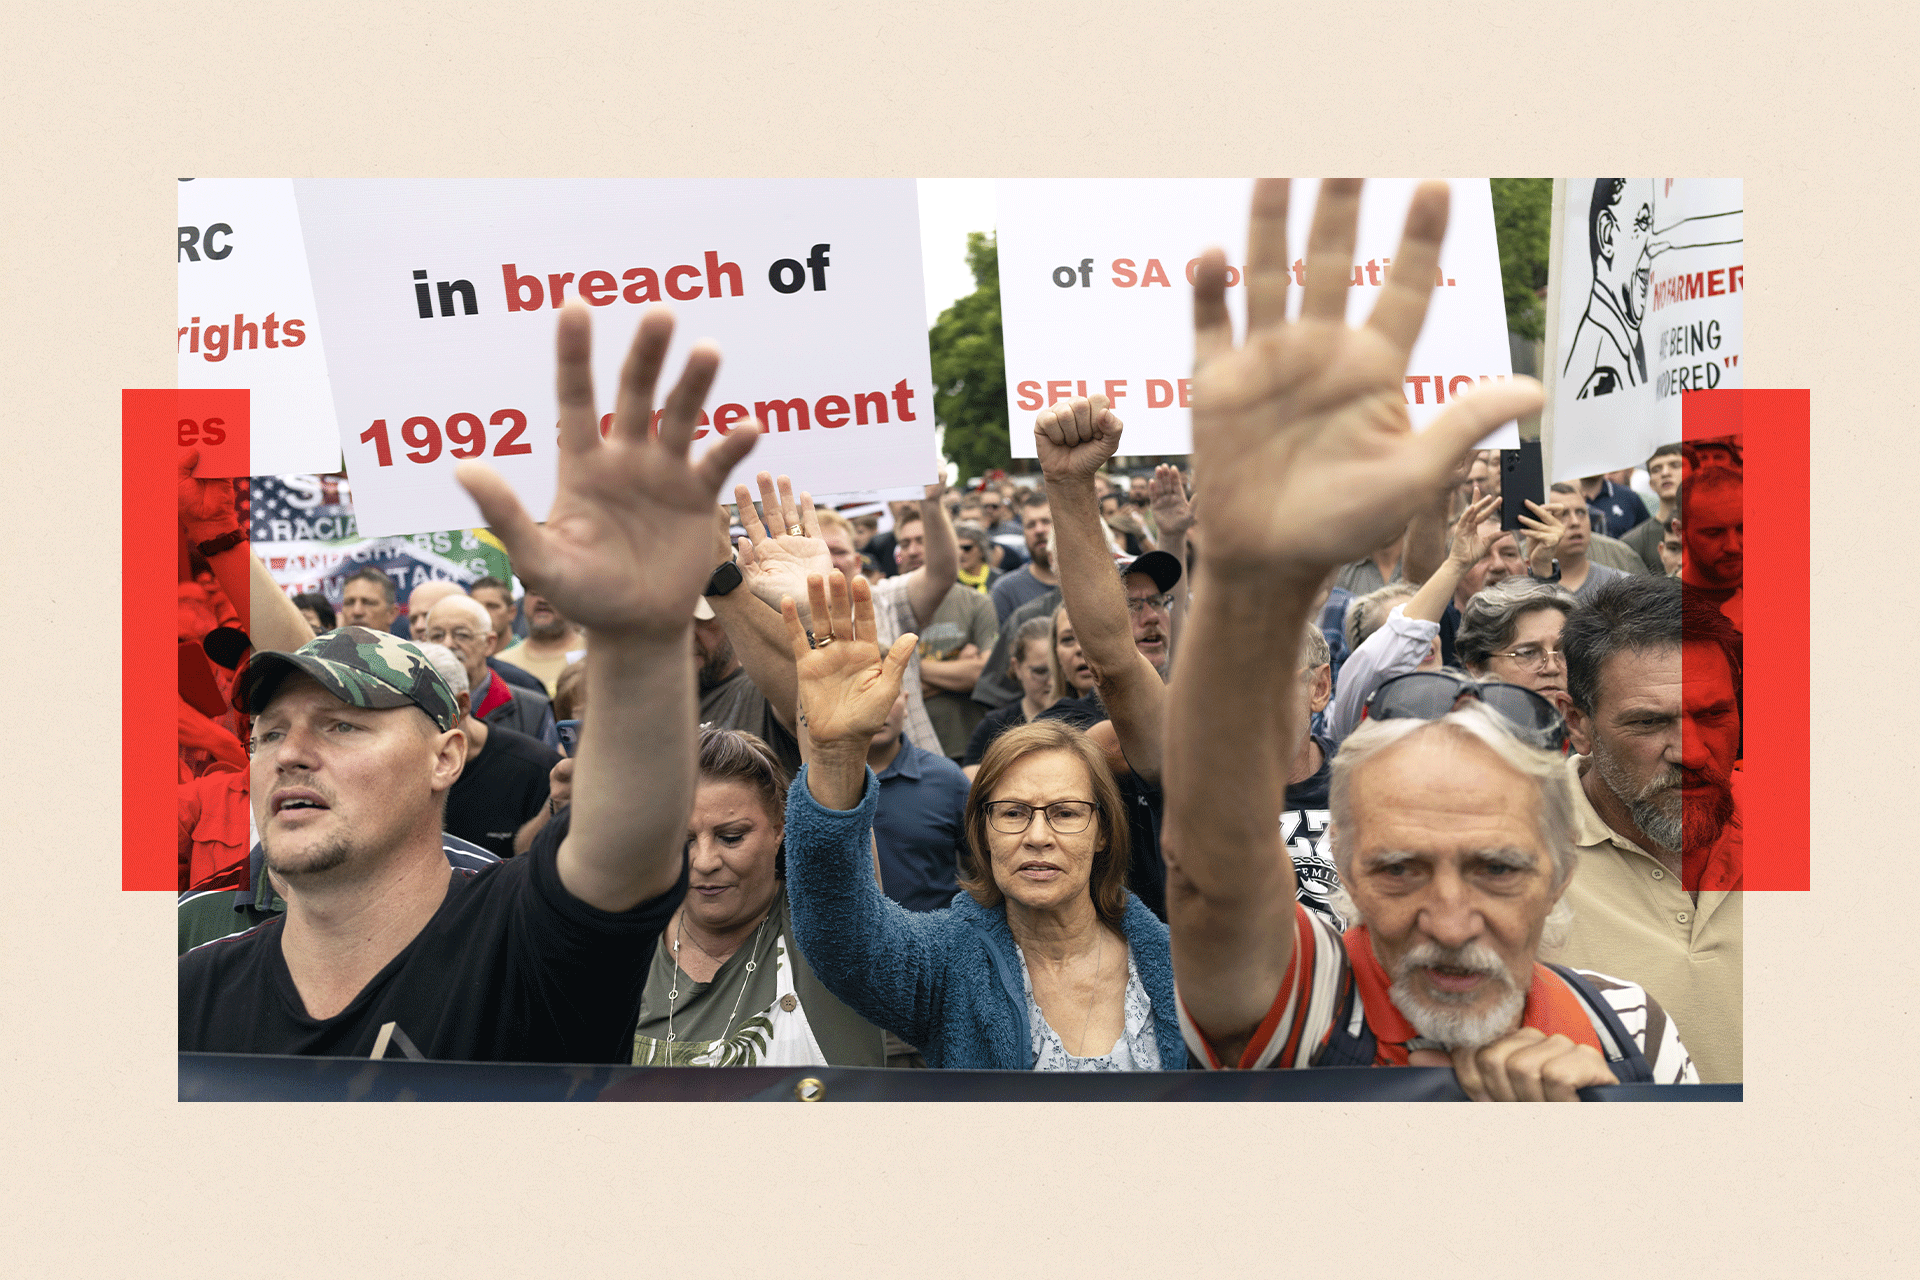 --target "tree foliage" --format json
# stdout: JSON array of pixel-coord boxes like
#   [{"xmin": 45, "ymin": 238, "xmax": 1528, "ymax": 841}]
[
  {"xmin": 1490, "ymin": 179, "xmax": 1554, "ymax": 341},
  {"xmin": 928, "ymin": 231, "xmax": 1010, "ymax": 482}
]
